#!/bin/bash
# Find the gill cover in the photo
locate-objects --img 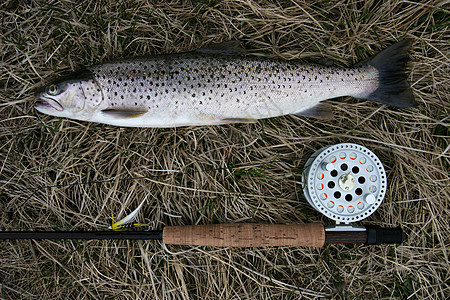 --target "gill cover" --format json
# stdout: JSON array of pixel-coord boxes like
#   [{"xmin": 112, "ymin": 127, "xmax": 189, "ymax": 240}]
[{"xmin": 35, "ymin": 69, "xmax": 103, "ymax": 120}]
